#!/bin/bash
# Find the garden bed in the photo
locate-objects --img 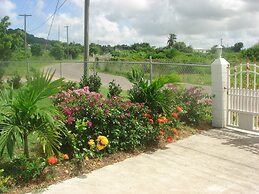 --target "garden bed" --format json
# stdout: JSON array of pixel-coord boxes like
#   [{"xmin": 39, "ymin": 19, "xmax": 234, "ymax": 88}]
[
  {"xmin": 0, "ymin": 70, "xmax": 212, "ymax": 193},
  {"xmin": 8, "ymin": 123, "xmax": 211, "ymax": 194}
]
